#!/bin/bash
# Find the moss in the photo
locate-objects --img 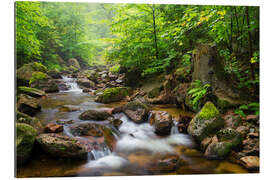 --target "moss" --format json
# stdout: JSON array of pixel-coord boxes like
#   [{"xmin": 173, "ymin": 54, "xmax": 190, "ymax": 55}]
[
  {"xmin": 68, "ymin": 58, "xmax": 80, "ymax": 69},
  {"xmin": 198, "ymin": 101, "xmax": 220, "ymax": 120},
  {"xmin": 29, "ymin": 72, "xmax": 48, "ymax": 85},
  {"xmin": 125, "ymin": 101, "xmax": 149, "ymax": 111},
  {"xmin": 16, "ymin": 123, "xmax": 37, "ymax": 164},
  {"xmin": 97, "ymin": 87, "xmax": 131, "ymax": 103},
  {"xmin": 33, "ymin": 62, "xmax": 47, "ymax": 72},
  {"xmin": 18, "ymin": 86, "xmax": 45, "ymax": 97},
  {"xmin": 217, "ymin": 128, "xmax": 242, "ymax": 147},
  {"xmin": 68, "ymin": 65, "xmax": 79, "ymax": 73}
]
